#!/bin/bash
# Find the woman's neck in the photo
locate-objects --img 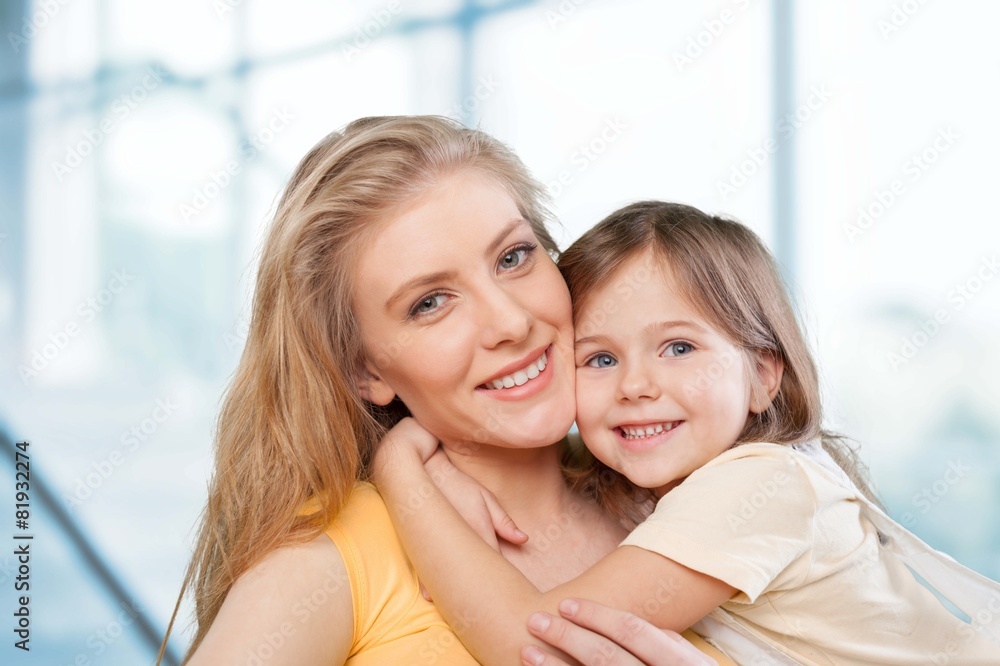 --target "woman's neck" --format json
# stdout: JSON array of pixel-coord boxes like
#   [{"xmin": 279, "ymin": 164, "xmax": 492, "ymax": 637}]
[
  {"xmin": 441, "ymin": 440, "xmax": 573, "ymax": 522},
  {"xmin": 440, "ymin": 438, "xmax": 629, "ymax": 590}
]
